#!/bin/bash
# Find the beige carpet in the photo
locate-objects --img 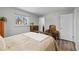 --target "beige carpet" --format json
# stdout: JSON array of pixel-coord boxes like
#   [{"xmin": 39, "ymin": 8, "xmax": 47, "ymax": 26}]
[{"xmin": 55, "ymin": 39, "xmax": 76, "ymax": 51}]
